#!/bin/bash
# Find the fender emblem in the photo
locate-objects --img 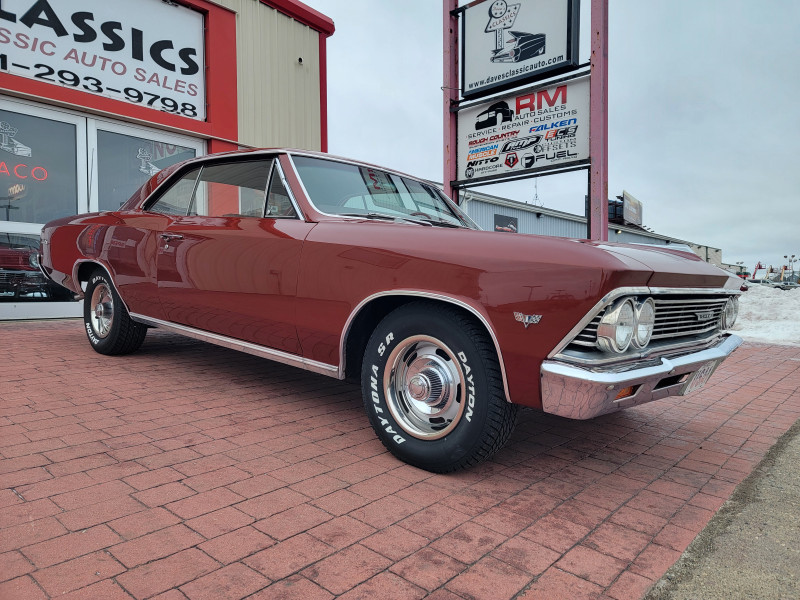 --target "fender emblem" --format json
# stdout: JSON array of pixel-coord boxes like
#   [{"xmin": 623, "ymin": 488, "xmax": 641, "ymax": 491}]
[{"xmin": 514, "ymin": 312, "xmax": 542, "ymax": 328}]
